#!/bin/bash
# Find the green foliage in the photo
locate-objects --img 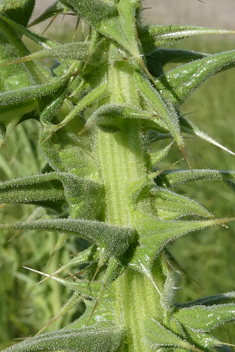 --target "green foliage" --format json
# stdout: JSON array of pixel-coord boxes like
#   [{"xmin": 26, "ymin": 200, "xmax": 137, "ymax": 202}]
[{"xmin": 0, "ymin": 1, "xmax": 235, "ymax": 351}]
